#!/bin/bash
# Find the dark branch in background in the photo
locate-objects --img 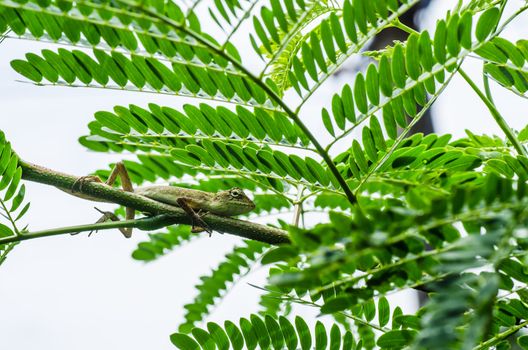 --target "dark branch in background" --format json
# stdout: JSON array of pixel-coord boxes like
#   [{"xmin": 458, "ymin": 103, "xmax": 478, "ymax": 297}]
[
  {"xmin": 383, "ymin": 0, "xmax": 433, "ymax": 306},
  {"xmin": 373, "ymin": 0, "xmax": 434, "ymax": 306},
  {"xmin": 17, "ymin": 160, "xmax": 291, "ymax": 245},
  {"xmin": 333, "ymin": 0, "xmax": 435, "ymax": 306}
]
